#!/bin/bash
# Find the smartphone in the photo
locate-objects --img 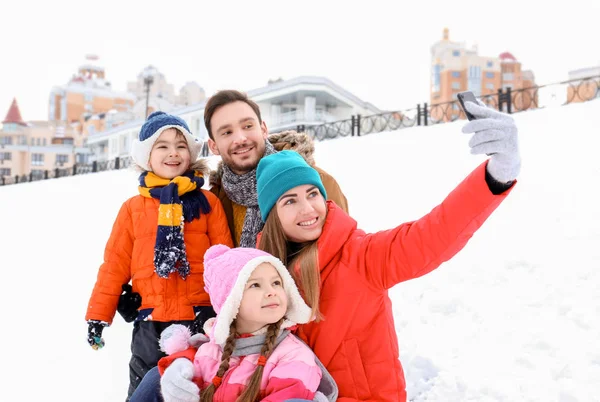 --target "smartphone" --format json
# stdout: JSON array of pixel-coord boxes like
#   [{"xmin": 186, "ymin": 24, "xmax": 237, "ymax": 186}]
[{"xmin": 457, "ymin": 91, "xmax": 478, "ymax": 121}]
